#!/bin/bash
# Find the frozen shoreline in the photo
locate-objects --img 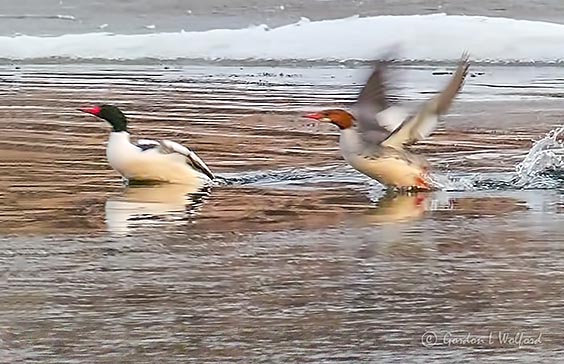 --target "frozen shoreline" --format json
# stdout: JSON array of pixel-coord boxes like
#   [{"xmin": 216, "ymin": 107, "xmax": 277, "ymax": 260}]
[{"xmin": 4, "ymin": 14, "xmax": 564, "ymax": 64}]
